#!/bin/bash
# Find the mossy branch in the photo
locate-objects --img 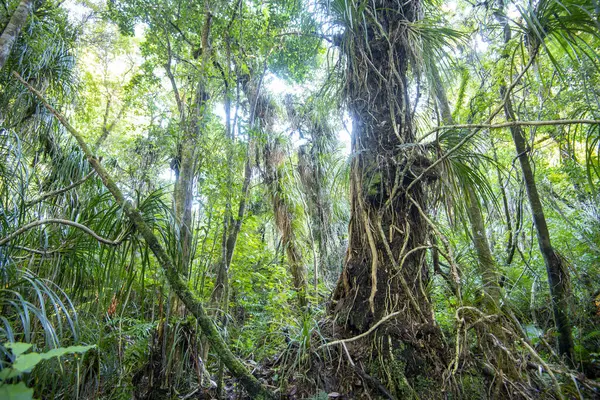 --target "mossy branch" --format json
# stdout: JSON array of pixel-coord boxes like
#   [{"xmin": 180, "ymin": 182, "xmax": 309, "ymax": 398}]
[{"xmin": 12, "ymin": 71, "xmax": 275, "ymax": 400}]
